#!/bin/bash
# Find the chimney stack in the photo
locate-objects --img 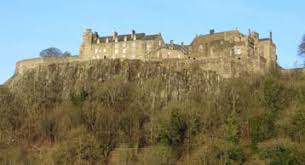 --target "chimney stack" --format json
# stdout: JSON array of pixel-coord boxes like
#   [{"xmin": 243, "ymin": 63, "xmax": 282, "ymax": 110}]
[
  {"xmin": 170, "ymin": 40, "xmax": 174, "ymax": 49},
  {"xmin": 85, "ymin": 28, "xmax": 92, "ymax": 33},
  {"xmin": 113, "ymin": 32, "xmax": 118, "ymax": 41},
  {"xmin": 209, "ymin": 29, "xmax": 215, "ymax": 35},
  {"xmin": 269, "ymin": 32, "xmax": 273, "ymax": 41},
  {"xmin": 131, "ymin": 30, "xmax": 136, "ymax": 40}
]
